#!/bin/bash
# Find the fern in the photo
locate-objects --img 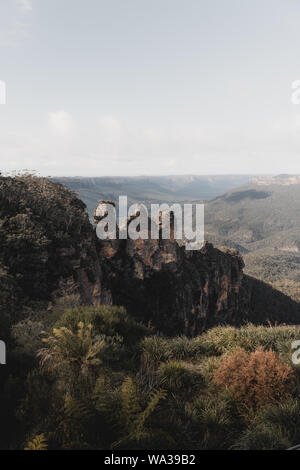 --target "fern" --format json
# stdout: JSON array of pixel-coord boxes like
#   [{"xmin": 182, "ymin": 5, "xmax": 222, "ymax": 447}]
[
  {"xmin": 37, "ymin": 322, "xmax": 105, "ymax": 397},
  {"xmin": 138, "ymin": 388, "xmax": 167, "ymax": 432},
  {"xmin": 50, "ymin": 395, "xmax": 93, "ymax": 447},
  {"xmin": 112, "ymin": 376, "xmax": 168, "ymax": 449},
  {"xmin": 120, "ymin": 377, "xmax": 142, "ymax": 429},
  {"xmin": 24, "ymin": 434, "xmax": 48, "ymax": 450}
]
